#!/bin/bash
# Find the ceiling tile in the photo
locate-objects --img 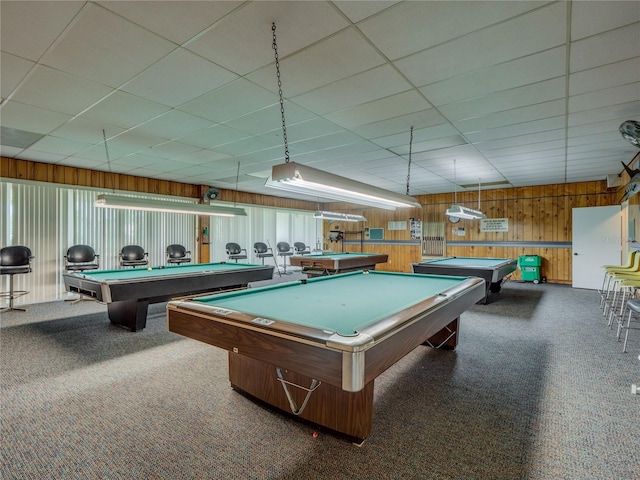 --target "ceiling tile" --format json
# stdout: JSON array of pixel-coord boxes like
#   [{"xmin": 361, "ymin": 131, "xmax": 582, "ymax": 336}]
[
  {"xmin": 326, "ymin": 90, "xmax": 431, "ymax": 129},
  {"xmin": 333, "ymin": 1, "xmax": 399, "ymax": 23},
  {"xmin": 73, "ymin": 143, "xmax": 131, "ymax": 162},
  {"xmin": 186, "ymin": 1, "xmax": 348, "ymax": 76},
  {"xmin": 395, "ymin": 2, "xmax": 566, "ymax": 86},
  {"xmin": 55, "ymin": 156, "xmax": 107, "ymax": 171},
  {"xmin": 134, "ymin": 110, "xmax": 214, "ymax": 140},
  {"xmin": 0, "ymin": 126, "xmax": 44, "ymax": 149},
  {"xmin": 247, "ymin": 27, "xmax": 386, "ymax": 97},
  {"xmin": 49, "ymin": 116, "xmax": 125, "ymax": 145},
  {"xmin": 569, "ymin": 83, "xmax": 640, "ymax": 114},
  {"xmin": 485, "ymin": 140, "xmax": 566, "ymax": 159},
  {"xmin": 121, "ymin": 48, "xmax": 238, "ymax": 107},
  {"xmin": 11, "ymin": 65, "xmax": 113, "ymax": 115},
  {"xmin": 571, "ymin": 0, "xmax": 640, "ymax": 40},
  {"xmin": 421, "ymin": 47, "xmax": 566, "ymax": 107},
  {"xmin": 570, "ymin": 23, "xmax": 640, "ymax": 73},
  {"xmin": 107, "ymin": 130, "xmax": 169, "ymax": 152},
  {"xmin": 81, "ymin": 91, "xmax": 172, "ymax": 129},
  {"xmin": 466, "ymin": 117, "xmax": 566, "ymax": 143},
  {"xmin": 16, "ymin": 150, "xmax": 66, "ymax": 164},
  {"xmin": 569, "ymin": 57, "xmax": 640, "ymax": 96},
  {"xmin": 439, "ymin": 77, "xmax": 566, "ymax": 122},
  {"xmin": 358, "ymin": 0, "xmax": 549, "ymax": 60},
  {"xmin": 0, "ymin": 1, "xmax": 84, "ymax": 61},
  {"xmin": 41, "ymin": 3, "xmax": 176, "ymax": 87},
  {"xmin": 293, "ymin": 65, "xmax": 411, "ymax": 115},
  {"xmin": 144, "ymin": 141, "xmax": 203, "ymax": 160},
  {"xmin": 179, "ymin": 78, "xmax": 278, "ymax": 123},
  {"xmin": 178, "ymin": 124, "xmax": 250, "ymax": 150},
  {"xmin": 475, "ymin": 129, "xmax": 566, "ymax": 152},
  {"xmin": 0, "ymin": 101, "xmax": 72, "ymax": 134},
  {"xmin": 270, "ymin": 117, "xmax": 343, "ymax": 143},
  {"xmin": 99, "ymin": 0, "xmax": 242, "ymax": 45},
  {"xmin": 224, "ymin": 102, "xmax": 316, "ymax": 136},
  {"xmin": 356, "ymin": 108, "xmax": 448, "ymax": 140},
  {"xmin": 0, "ymin": 145, "xmax": 26, "ymax": 157},
  {"xmin": 568, "ymin": 101, "xmax": 640, "ymax": 127},
  {"xmin": 172, "ymin": 149, "xmax": 231, "ymax": 166},
  {"xmin": 454, "ymin": 100, "xmax": 566, "ymax": 134},
  {"xmin": 0, "ymin": 52, "xmax": 35, "ymax": 99},
  {"xmin": 28, "ymin": 135, "xmax": 93, "ymax": 156},
  {"xmin": 389, "ymin": 135, "xmax": 468, "ymax": 155},
  {"xmin": 208, "ymin": 136, "xmax": 277, "ymax": 157},
  {"xmin": 372, "ymin": 123, "xmax": 459, "ymax": 149}
]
